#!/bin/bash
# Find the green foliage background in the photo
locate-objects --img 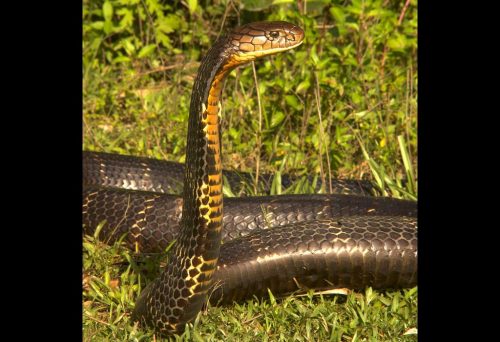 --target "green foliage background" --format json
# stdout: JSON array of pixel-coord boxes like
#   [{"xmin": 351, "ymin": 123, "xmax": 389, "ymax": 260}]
[
  {"xmin": 83, "ymin": 0, "xmax": 417, "ymax": 197},
  {"xmin": 83, "ymin": 0, "xmax": 417, "ymax": 340}
]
